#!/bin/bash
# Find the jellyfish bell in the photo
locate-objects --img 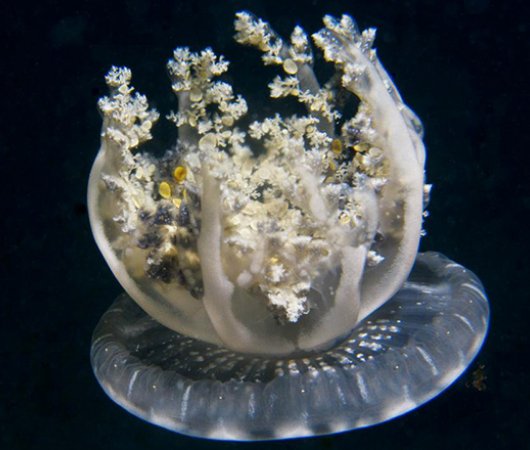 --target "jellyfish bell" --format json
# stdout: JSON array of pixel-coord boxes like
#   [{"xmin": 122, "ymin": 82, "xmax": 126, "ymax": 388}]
[
  {"xmin": 88, "ymin": 12, "xmax": 489, "ymax": 440},
  {"xmin": 91, "ymin": 255, "xmax": 488, "ymax": 439}
]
